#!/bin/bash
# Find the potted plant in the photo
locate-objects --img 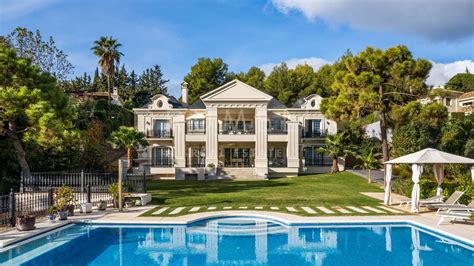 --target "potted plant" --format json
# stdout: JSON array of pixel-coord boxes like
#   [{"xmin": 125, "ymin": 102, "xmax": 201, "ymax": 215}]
[
  {"xmin": 108, "ymin": 183, "xmax": 120, "ymax": 208},
  {"xmin": 54, "ymin": 185, "xmax": 76, "ymax": 220},
  {"xmin": 97, "ymin": 200, "xmax": 107, "ymax": 211},
  {"xmin": 47, "ymin": 206, "xmax": 57, "ymax": 223},
  {"xmin": 16, "ymin": 211, "xmax": 36, "ymax": 231}
]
